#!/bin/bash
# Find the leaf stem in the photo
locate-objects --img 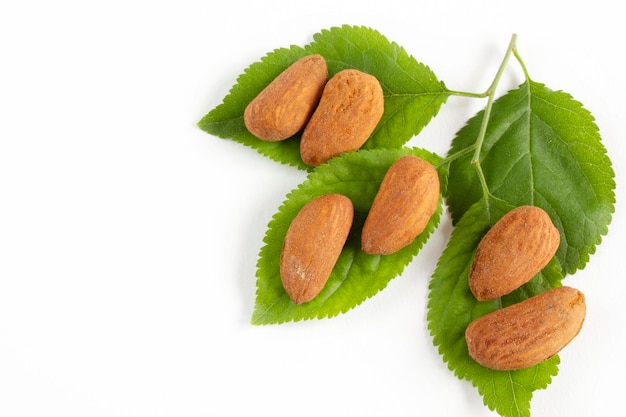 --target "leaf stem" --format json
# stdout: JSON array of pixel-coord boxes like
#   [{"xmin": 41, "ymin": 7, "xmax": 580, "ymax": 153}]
[
  {"xmin": 439, "ymin": 34, "xmax": 522, "ymax": 212},
  {"xmin": 470, "ymin": 34, "xmax": 518, "ymax": 206},
  {"xmin": 445, "ymin": 89, "xmax": 488, "ymax": 99},
  {"xmin": 471, "ymin": 33, "xmax": 517, "ymax": 164},
  {"xmin": 441, "ymin": 144, "xmax": 477, "ymax": 165},
  {"xmin": 513, "ymin": 46, "xmax": 531, "ymax": 81}
]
